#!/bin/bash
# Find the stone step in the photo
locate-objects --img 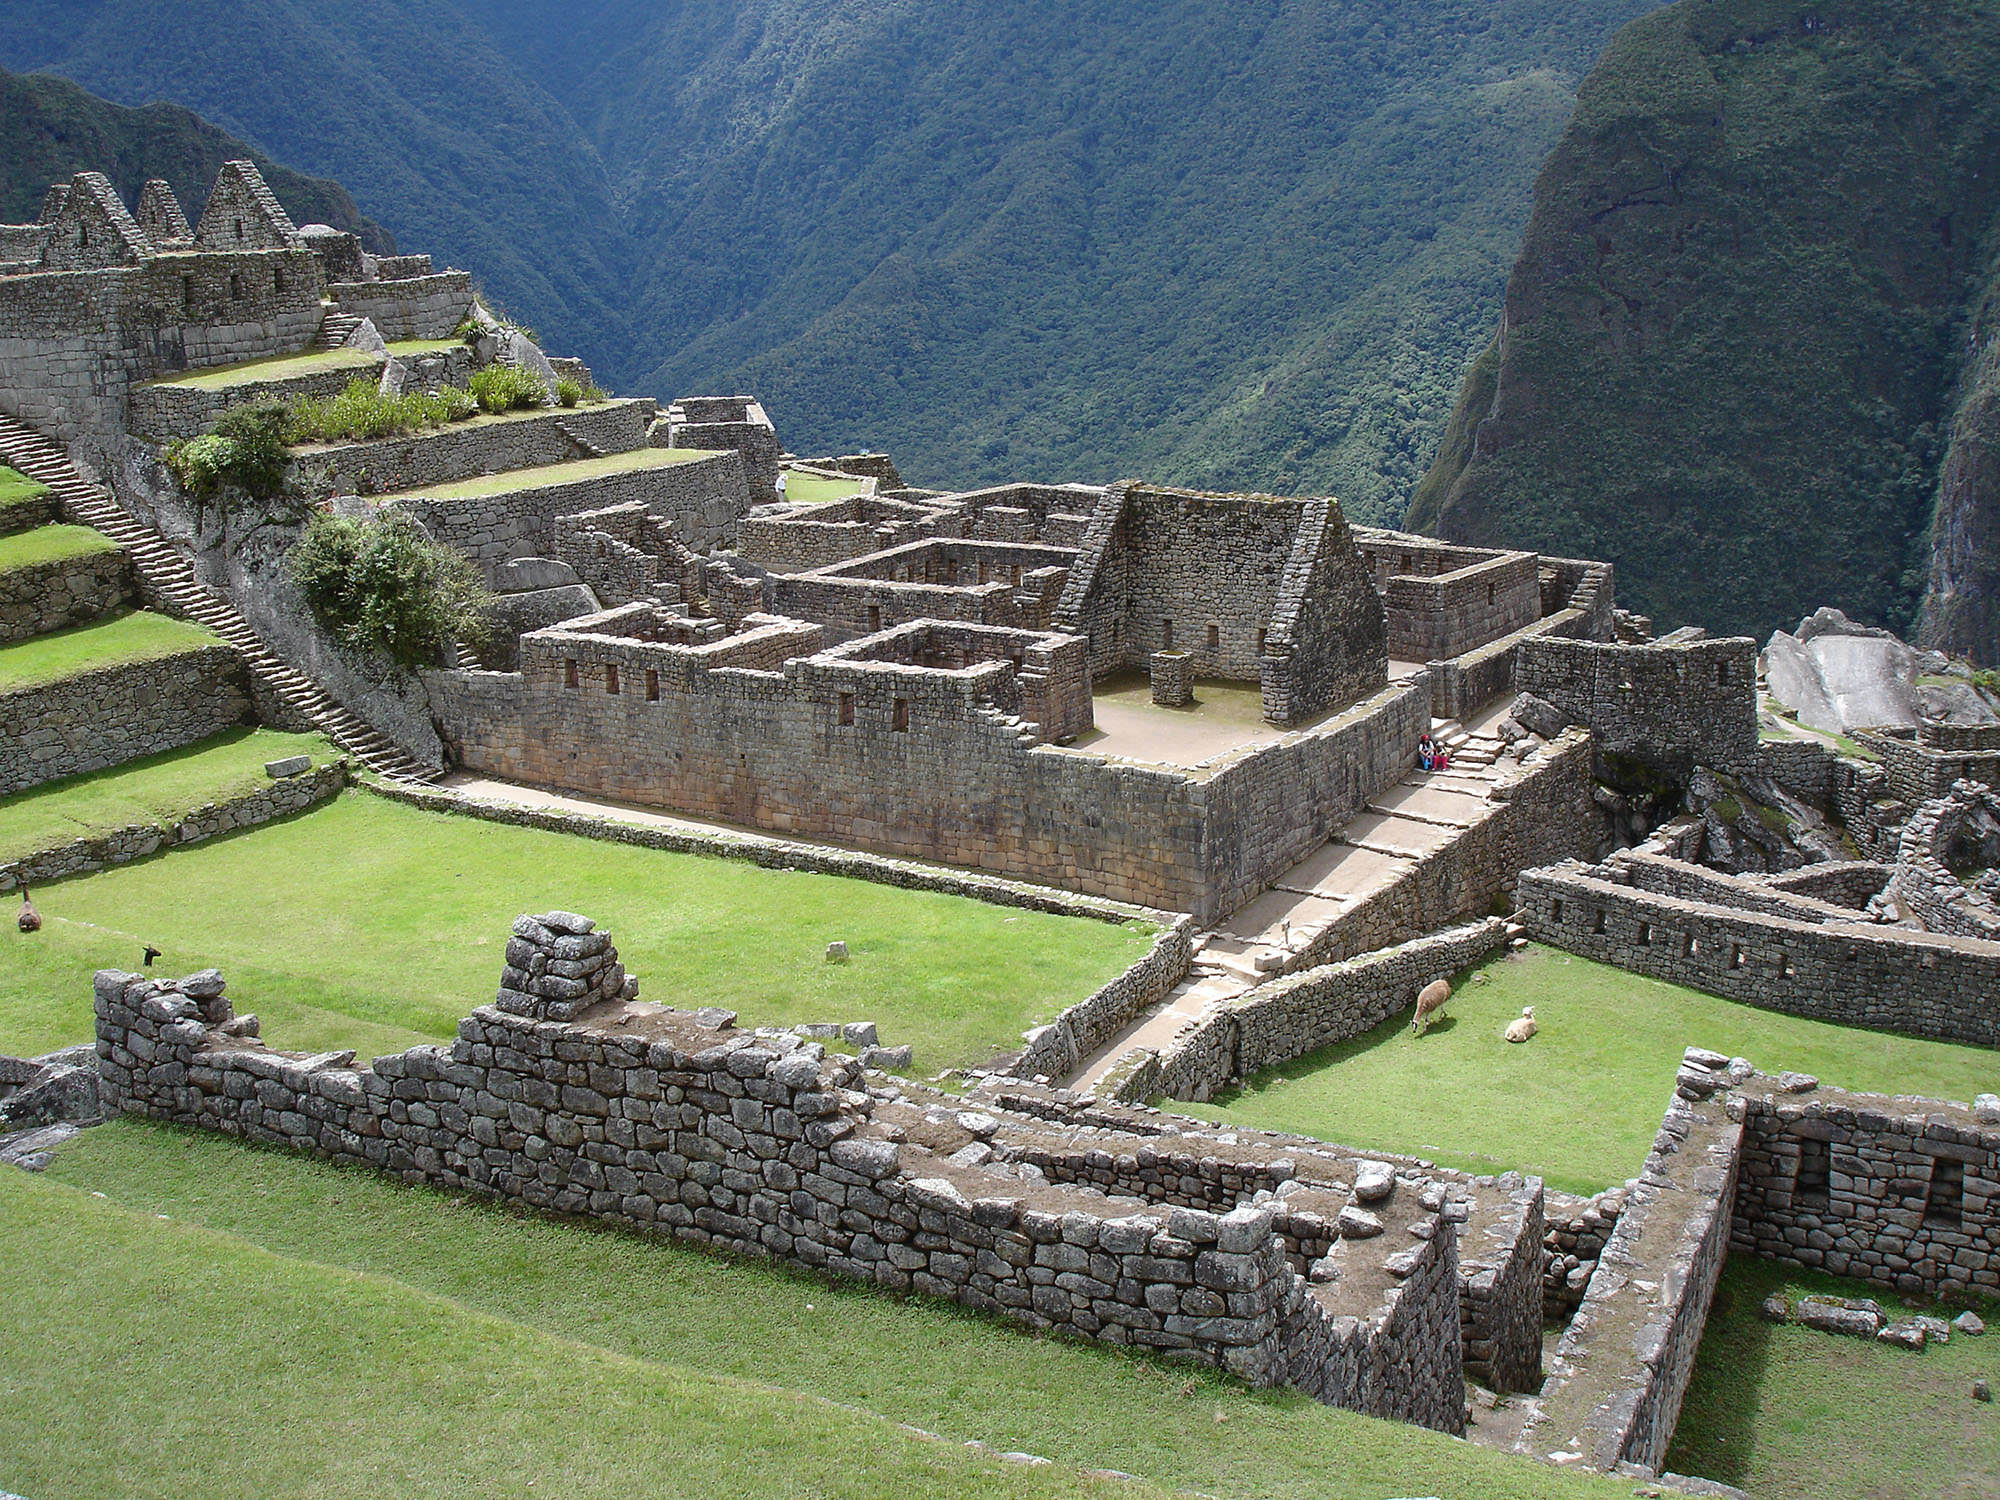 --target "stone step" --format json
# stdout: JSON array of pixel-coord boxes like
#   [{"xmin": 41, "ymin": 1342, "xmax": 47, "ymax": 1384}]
[{"xmin": 0, "ymin": 413, "xmax": 441, "ymax": 786}]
